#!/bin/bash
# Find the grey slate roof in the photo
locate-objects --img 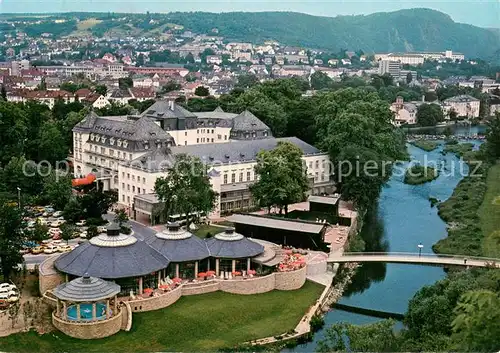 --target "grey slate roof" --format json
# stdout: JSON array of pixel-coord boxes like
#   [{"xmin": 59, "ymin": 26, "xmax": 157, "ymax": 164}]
[
  {"xmin": 53, "ymin": 276, "xmax": 120, "ymax": 302},
  {"xmin": 141, "ymin": 100, "xmax": 197, "ymax": 119},
  {"xmin": 206, "ymin": 232, "xmax": 264, "ymax": 258},
  {"xmin": 232, "ymin": 110, "xmax": 270, "ymax": 132},
  {"xmin": 147, "ymin": 234, "xmax": 211, "ymax": 262},
  {"xmin": 54, "ymin": 239, "xmax": 169, "ymax": 279},
  {"xmin": 127, "ymin": 137, "xmax": 323, "ymax": 171}
]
